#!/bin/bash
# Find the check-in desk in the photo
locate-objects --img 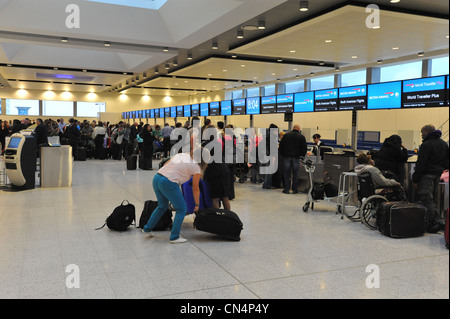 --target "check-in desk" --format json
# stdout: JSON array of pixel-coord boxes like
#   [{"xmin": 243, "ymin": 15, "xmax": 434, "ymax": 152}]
[
  {"xmin": 40, "ymin": 146, "xmax": 73, "ymax": 188},
  {"xmin": 323, "ymin": 151, "xmax": 358, "ymax": 187}
]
